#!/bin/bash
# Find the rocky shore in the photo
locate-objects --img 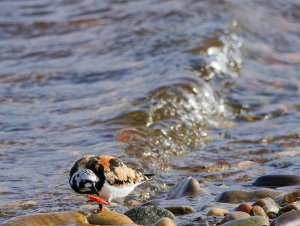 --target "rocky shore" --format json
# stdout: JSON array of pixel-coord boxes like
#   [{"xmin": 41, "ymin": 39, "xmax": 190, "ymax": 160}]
[{"xmin": 3, "ymin": 175, "xmax": 300, "ymax": 226}]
